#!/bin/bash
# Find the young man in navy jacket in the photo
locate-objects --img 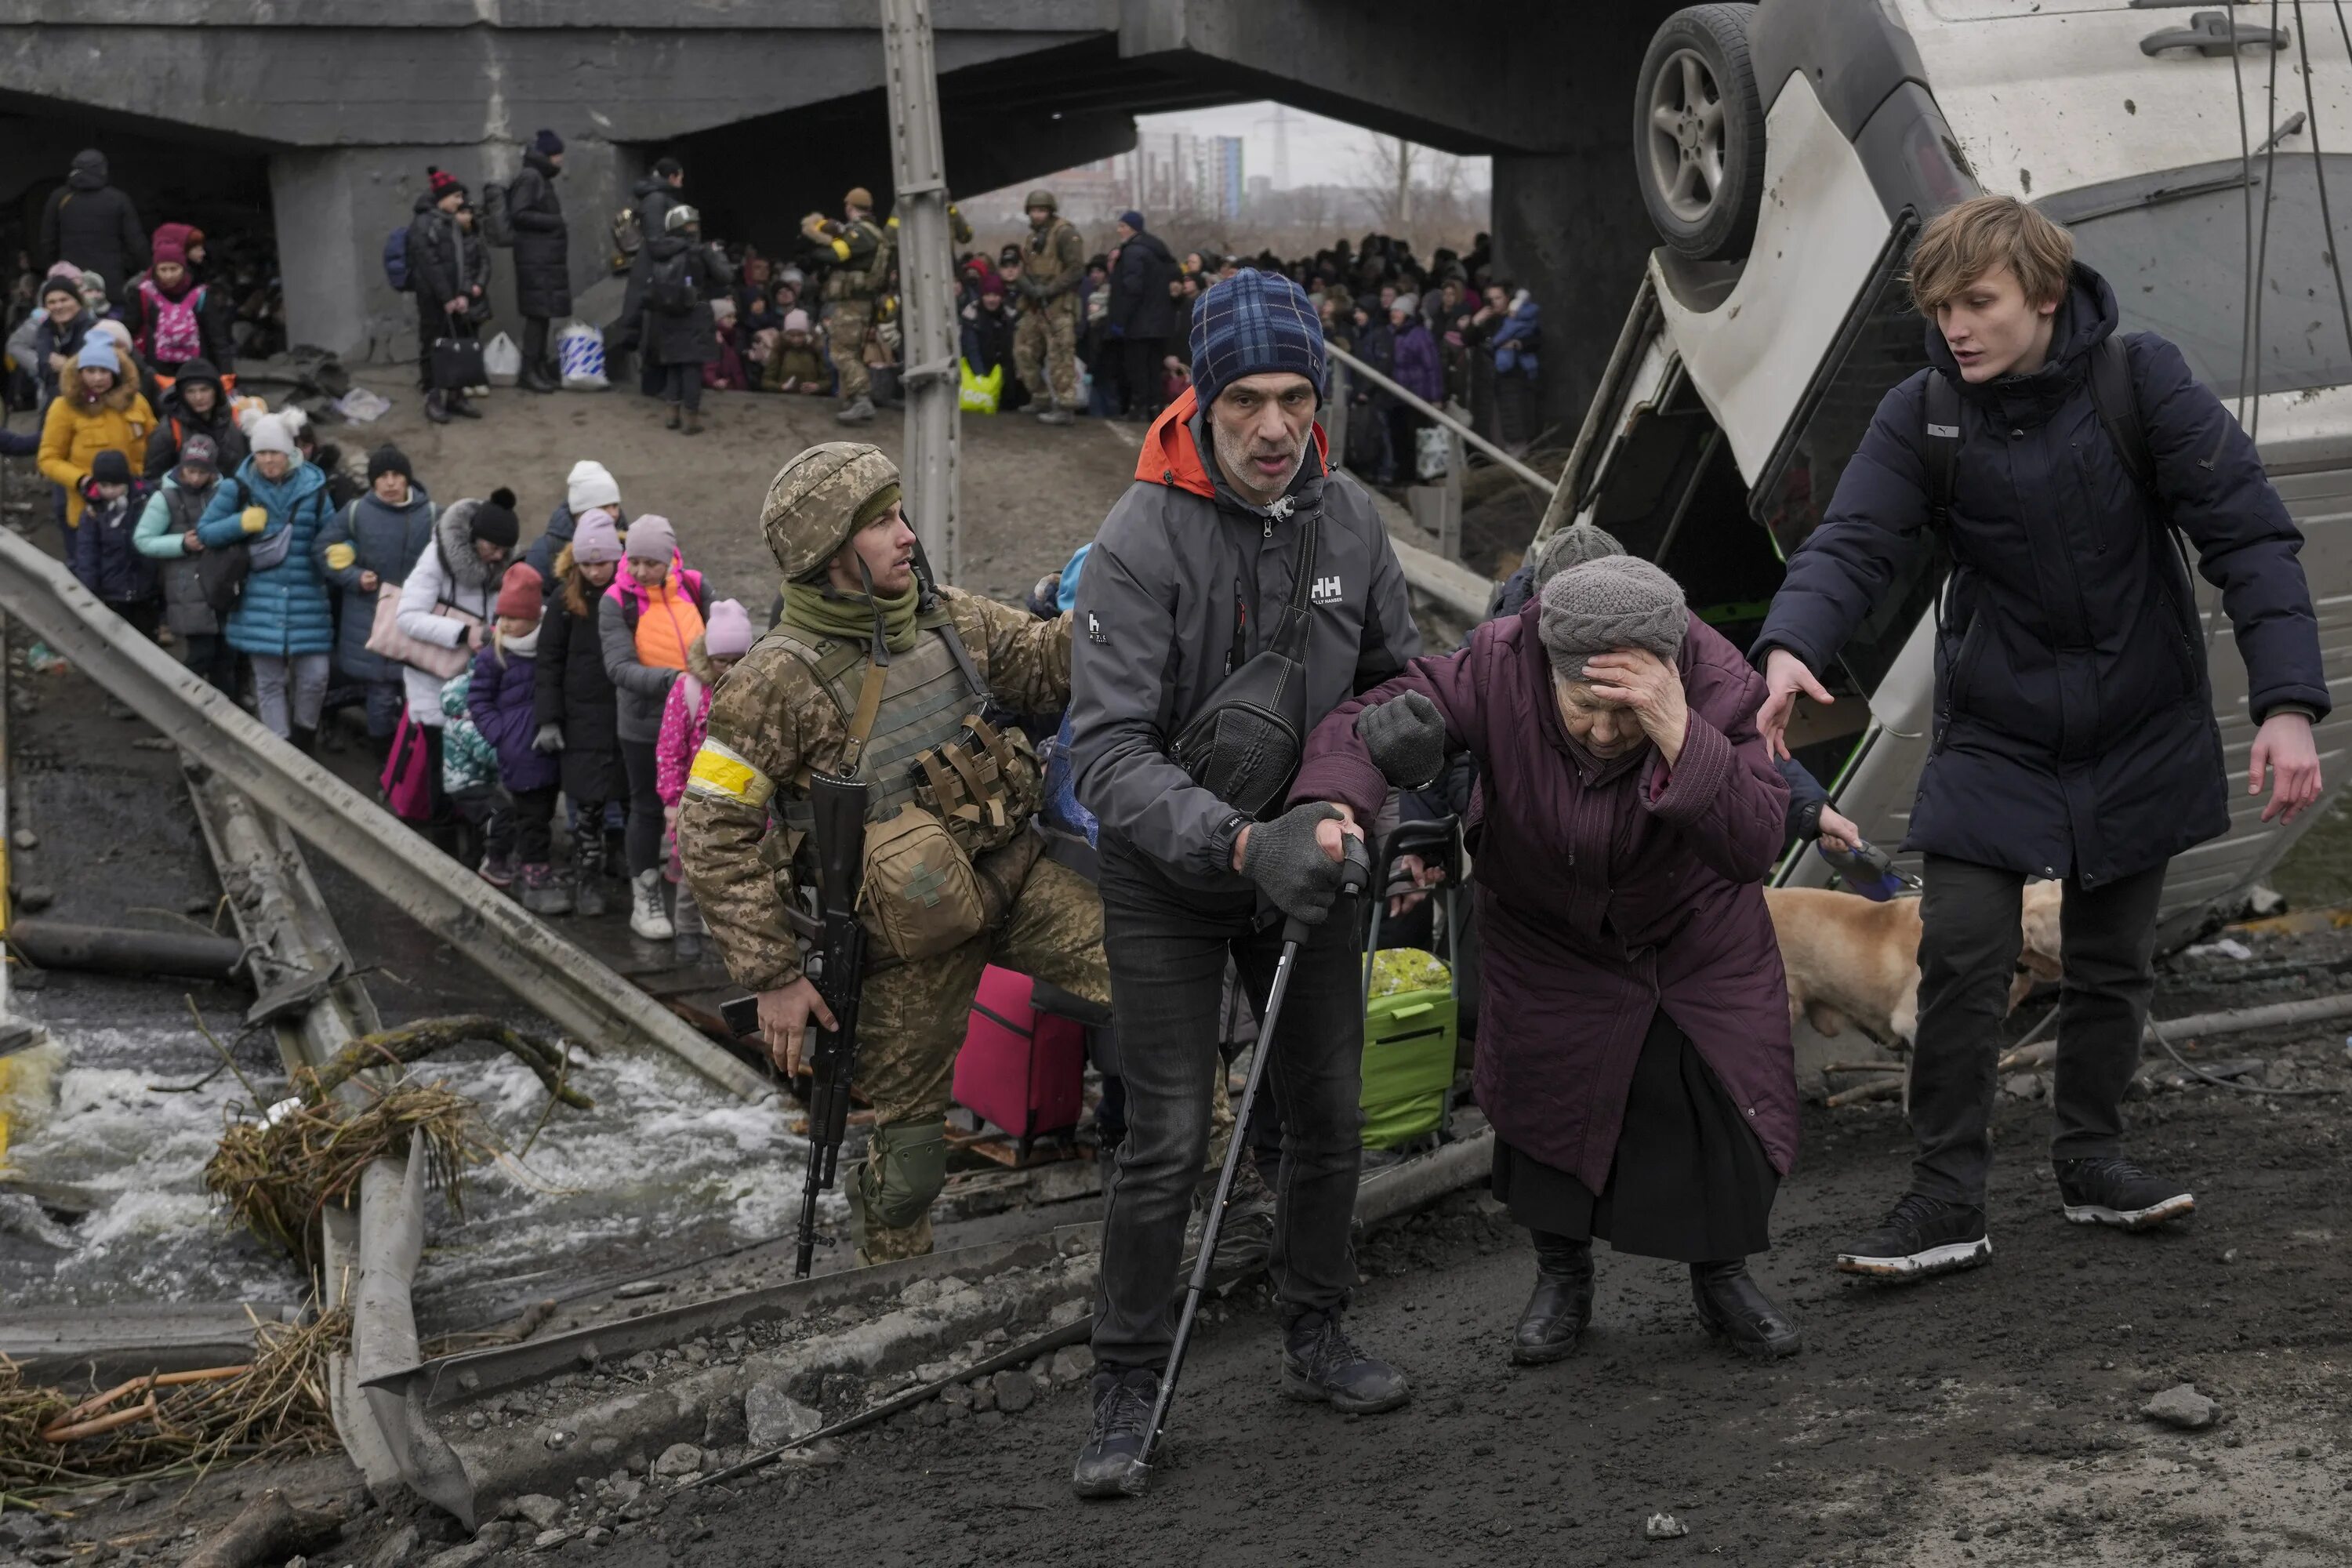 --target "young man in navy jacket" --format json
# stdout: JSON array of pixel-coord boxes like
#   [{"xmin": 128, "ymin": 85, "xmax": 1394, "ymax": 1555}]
[{"xmin": 1753, "ymin": 195, "xmax": 2327, "ymax": 1281}]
